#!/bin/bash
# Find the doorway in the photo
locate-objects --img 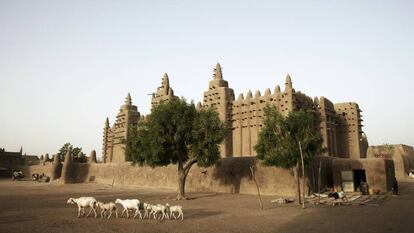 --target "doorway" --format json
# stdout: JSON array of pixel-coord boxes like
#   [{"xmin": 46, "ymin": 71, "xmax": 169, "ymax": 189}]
[{"xmin": 353, "ymin": 169, "xmax": 366, "ymax": 191}]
